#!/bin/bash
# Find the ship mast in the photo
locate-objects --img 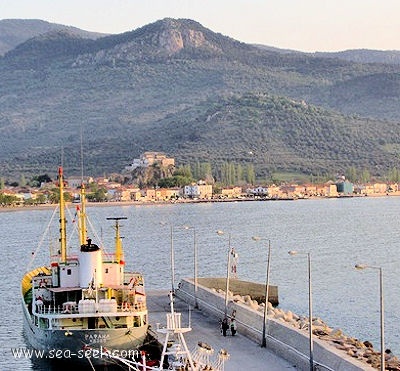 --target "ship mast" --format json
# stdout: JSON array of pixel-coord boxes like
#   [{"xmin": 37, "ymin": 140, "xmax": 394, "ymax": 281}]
[
  {"xmin": 78, "ymin": 126, "xmax": 87, "ymax": 246},
  {"xmin": 58, "ymin": 166, "xmax": 67, "ymax": 263},
  {"xmin": 106, "ymin": 217, "xmax": 127, "ymax": 264},
  {"xmin": 78, "ymin": 183, "xmax": 87, "ymax": 246}
]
